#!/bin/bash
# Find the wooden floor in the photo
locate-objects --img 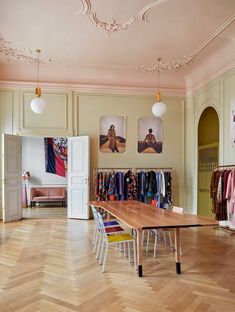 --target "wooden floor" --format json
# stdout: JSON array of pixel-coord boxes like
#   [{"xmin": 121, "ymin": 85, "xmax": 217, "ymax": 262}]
[
  {"xmin": 0, "ymin": 218, "xmax": 235, "ymax": 312},
  {"xmin": 23, "ymin": 207, "xmax": 67, "ymax": 219}
]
